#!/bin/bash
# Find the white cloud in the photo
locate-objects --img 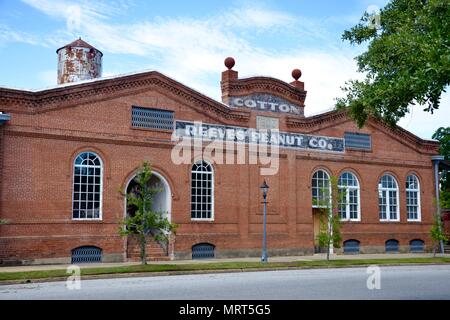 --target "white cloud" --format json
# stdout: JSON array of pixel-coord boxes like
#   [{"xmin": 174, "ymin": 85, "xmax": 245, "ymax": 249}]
[
  {"xmin": 0, "ymin": 24, "xmax": 40, "ymax": 46},
  {"xmin": 218, "ymin": 6, "xmax": 296, "ymax": 29},
  {"xmin": 398, "ymin": 91, "xmax": 450, "ymax": 140}
]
